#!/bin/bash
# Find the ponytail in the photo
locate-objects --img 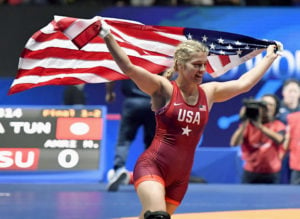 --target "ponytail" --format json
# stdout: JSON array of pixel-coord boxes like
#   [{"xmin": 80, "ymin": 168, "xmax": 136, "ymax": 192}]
[{"xmin": 163, "ymin": 67, "xmax": 176, "ymax": 80}]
